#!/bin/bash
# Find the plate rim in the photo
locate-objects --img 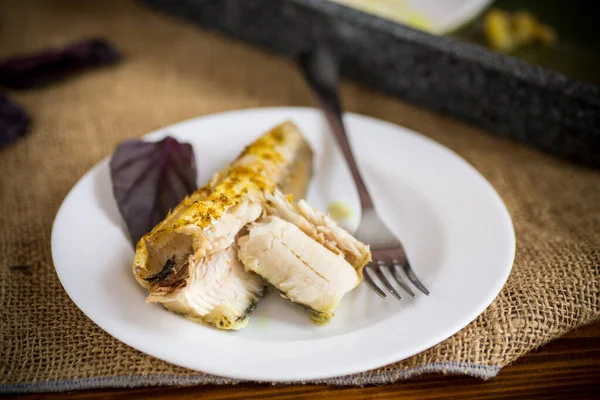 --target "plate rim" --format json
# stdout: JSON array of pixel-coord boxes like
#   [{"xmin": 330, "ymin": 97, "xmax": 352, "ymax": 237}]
[{"xmin": 51, "ymin": 106, "xmax": 516, "ymax": 381}]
